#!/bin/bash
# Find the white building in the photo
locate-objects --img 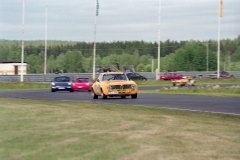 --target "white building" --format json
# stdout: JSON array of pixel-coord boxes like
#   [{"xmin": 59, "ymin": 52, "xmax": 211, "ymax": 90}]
[{"xmin": 0, "ymin": 62, "xmax": 27, "ymax": 75}]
